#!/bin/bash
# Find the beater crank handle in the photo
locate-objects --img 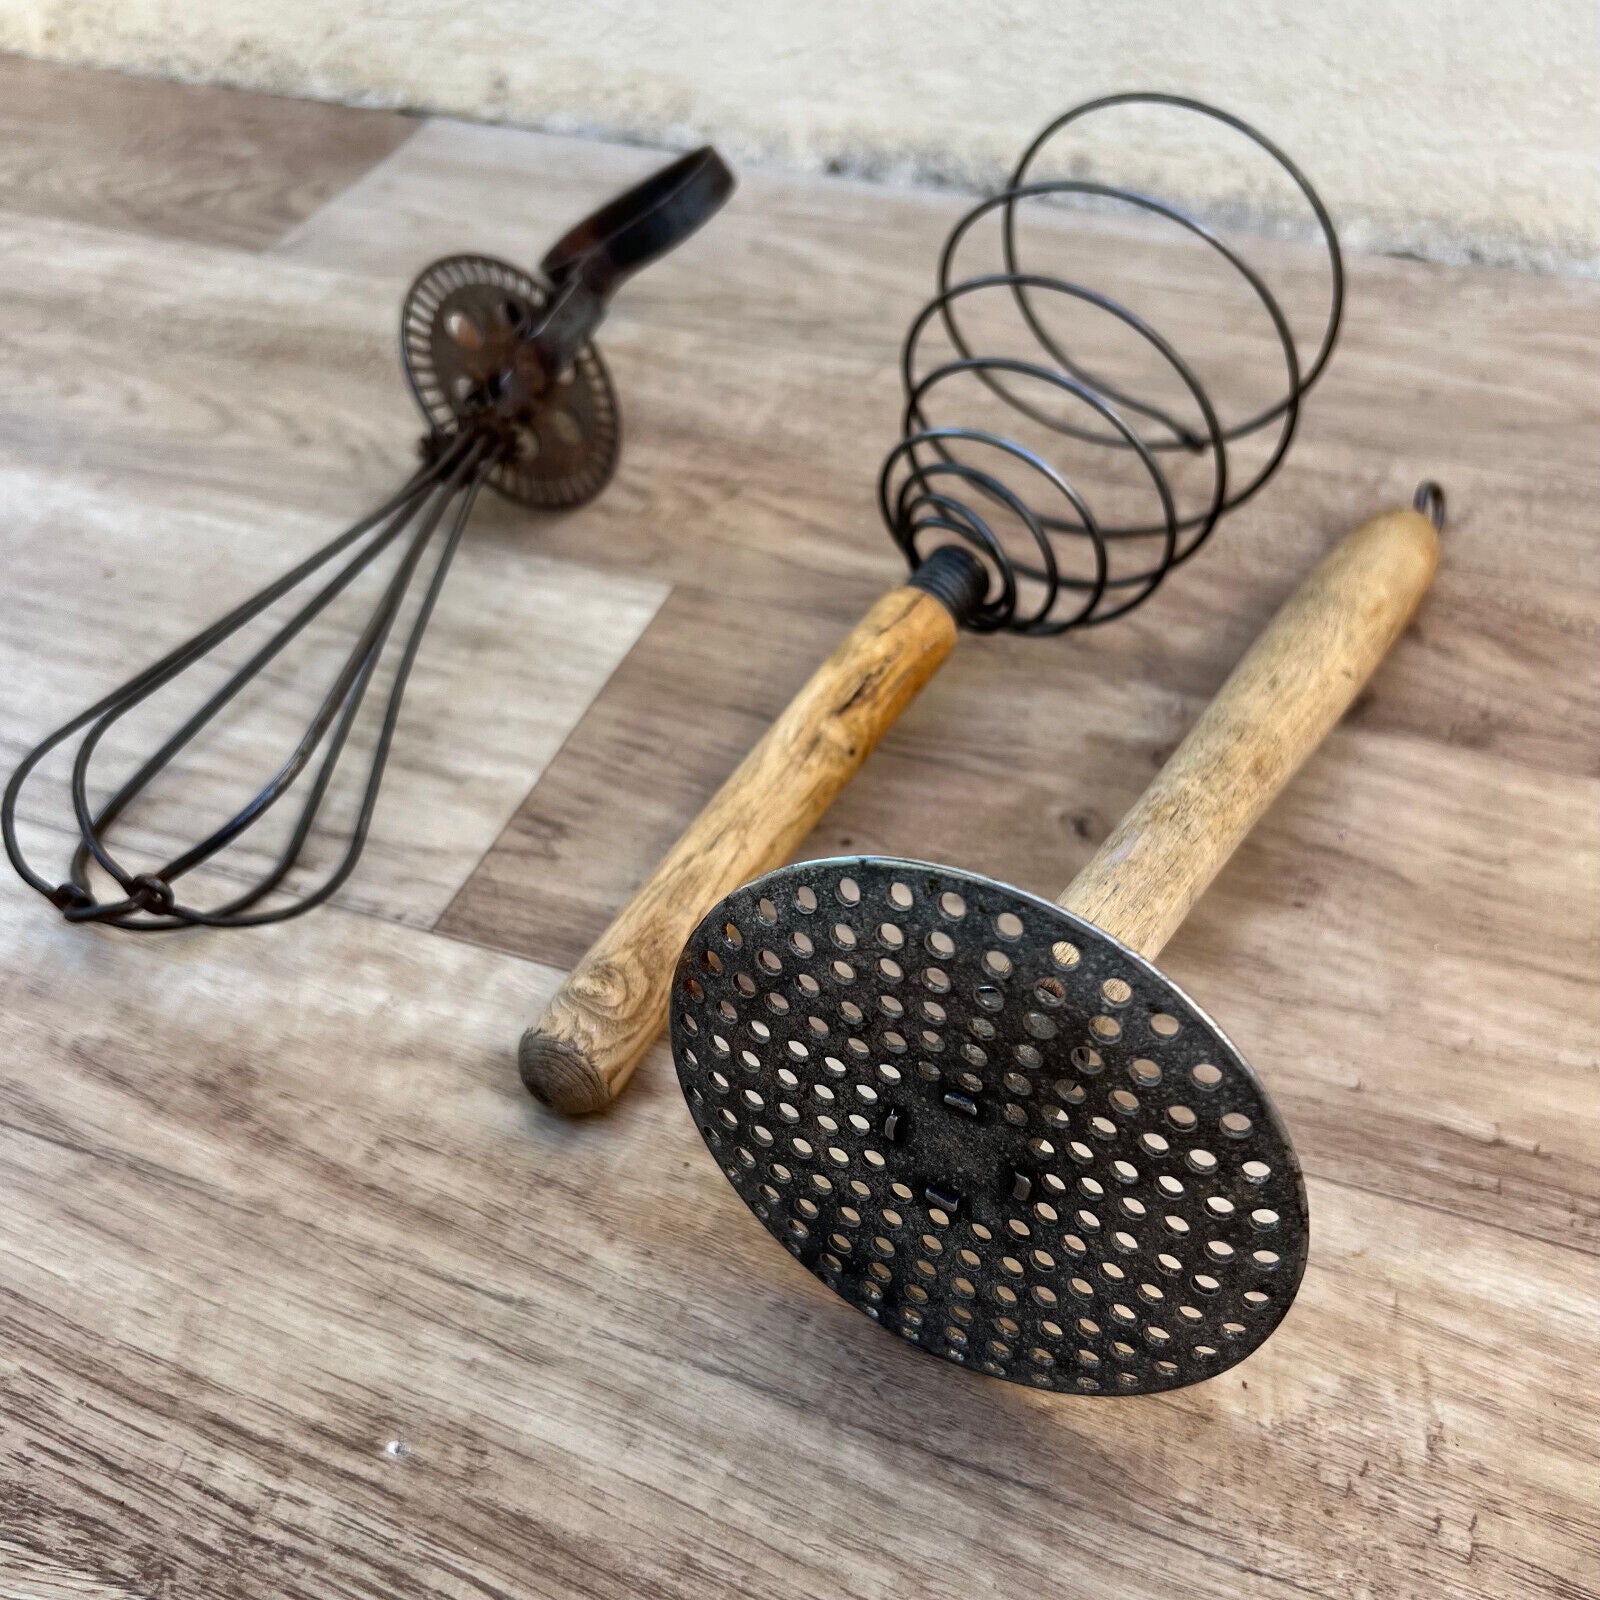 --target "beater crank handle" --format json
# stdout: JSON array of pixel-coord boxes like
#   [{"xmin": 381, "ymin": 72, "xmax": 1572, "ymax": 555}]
[
  {"xmin": 519, "ymin": 577, "xmax": 967, "ymax": 1114},
  {"xmin": 531, "ymin": 147, "xmax": 736, "ymax": 376},
  {"xmin": 1058, "ymin": 497, "xmax": 1442, "ymax": 961},
  {"xmin": 541, "ymin": 147, "xmax": 735, "ymax": 297}
]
